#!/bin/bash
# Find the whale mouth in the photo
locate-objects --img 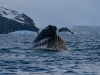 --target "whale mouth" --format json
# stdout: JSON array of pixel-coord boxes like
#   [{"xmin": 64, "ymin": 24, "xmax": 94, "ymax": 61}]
[{"xmin": 33, "ymin": 25, "xmax": 69, "ymax": 50}]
